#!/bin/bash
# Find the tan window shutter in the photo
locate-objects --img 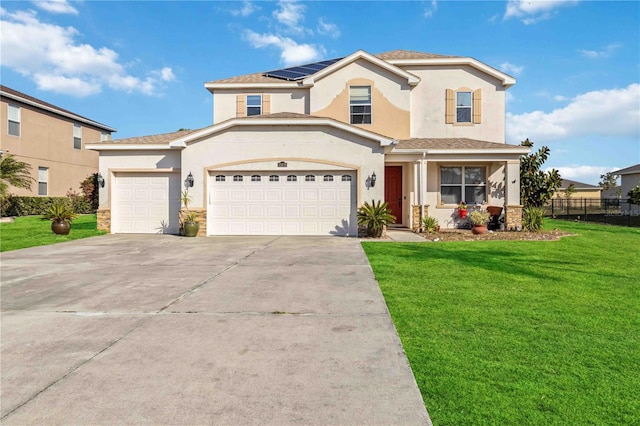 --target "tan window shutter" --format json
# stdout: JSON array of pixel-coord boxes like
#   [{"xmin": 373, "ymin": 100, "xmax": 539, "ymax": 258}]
[
  {"xmin": 262, "ymin": 94, "xmax": 271, "ymax": 115},
  {"xmin": 473, "ymin": 89, "xmax": 482, "ymax": 124},
  {"xmin": 445, "ymin": 89, "xmax": 455, "ymax": 124},
  {"xmin": 236, "ymin": 95, "xmax": 246, "ymax": 118}
]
